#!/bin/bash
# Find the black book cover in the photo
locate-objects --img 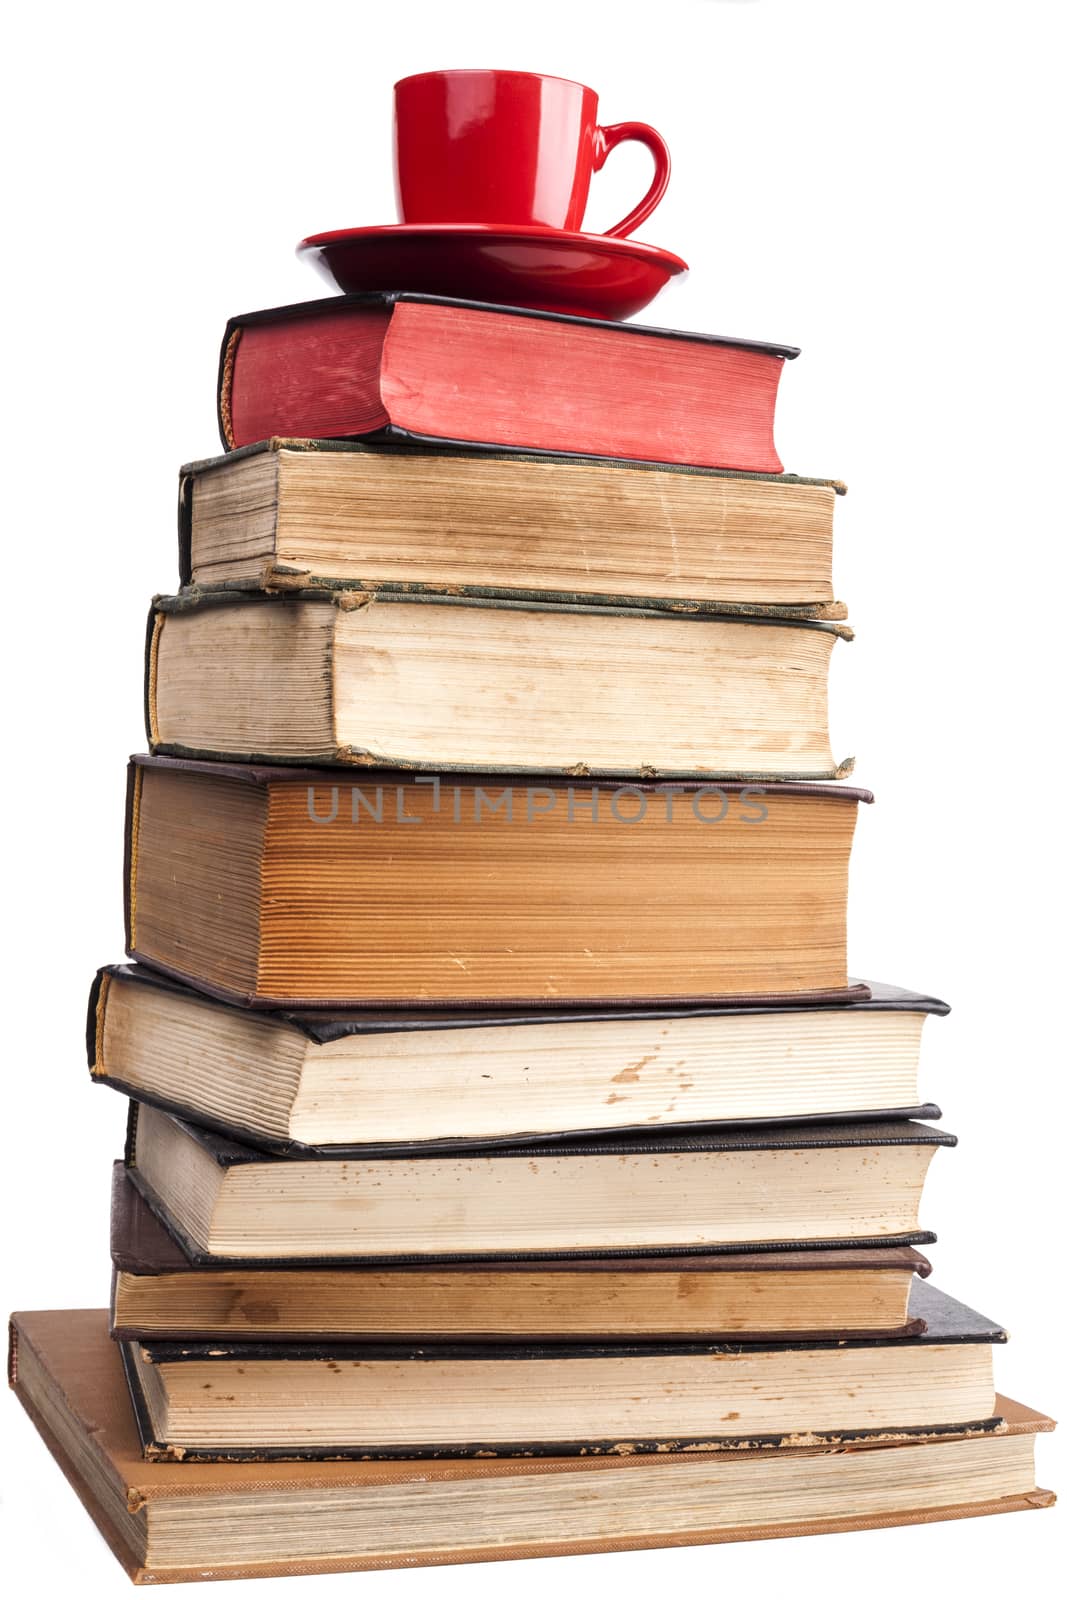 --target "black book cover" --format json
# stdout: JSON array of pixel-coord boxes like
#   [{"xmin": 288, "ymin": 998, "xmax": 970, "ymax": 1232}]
[
  {"xmin": 95, "ymin": 961, "xmax": 942, "ymax": 1048},
  {"xmin": 91, "ymin": 964, "xmax": 945, "ymax": 1157},
  {"xmin": 122, "ymin": 1102, "xmax": 948, "ymax": 1268},
  {"xmin": 120, "ymin": 1281, "xmax": 1004, "ymax": 1463},
  {"xmin": 110, "ymin": 1161, "xmax": 934, "ymax": 1282}
]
